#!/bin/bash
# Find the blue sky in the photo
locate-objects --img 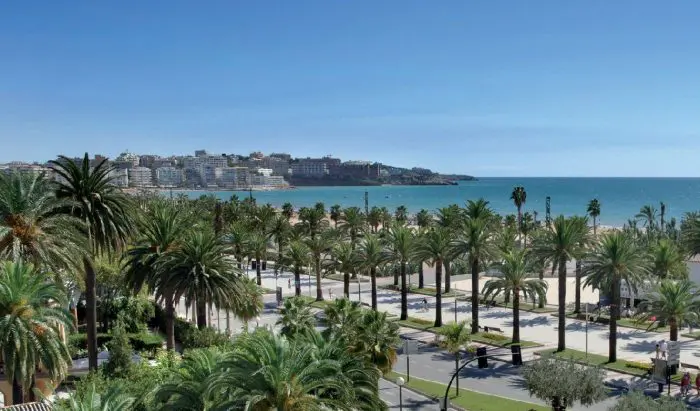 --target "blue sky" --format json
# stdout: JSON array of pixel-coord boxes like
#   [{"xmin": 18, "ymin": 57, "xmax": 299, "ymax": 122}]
[{"xmin": 1, "ymin": 1, "xmax": 699, "ymax": 177}]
